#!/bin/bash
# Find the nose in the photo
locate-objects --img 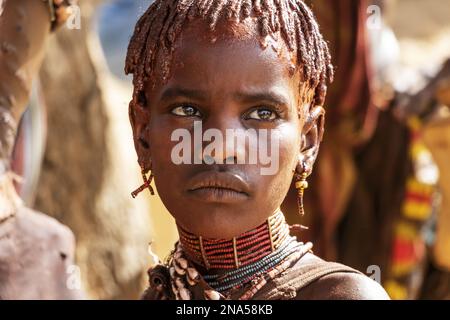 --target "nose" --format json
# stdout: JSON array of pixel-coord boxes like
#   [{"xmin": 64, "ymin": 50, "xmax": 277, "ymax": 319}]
[{"xmin": 194, "ymin": 108, "xmax": 247, "ymax": 165}]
